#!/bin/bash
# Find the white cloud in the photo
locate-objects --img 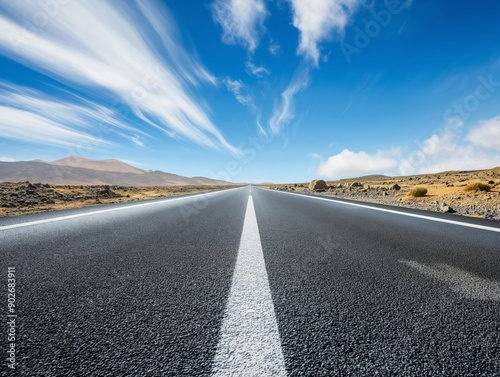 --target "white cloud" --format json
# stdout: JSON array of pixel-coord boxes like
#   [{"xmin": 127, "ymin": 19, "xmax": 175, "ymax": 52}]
[
  {"xmin": 0, "ymin": 106, "xmax": 108, "ymax": 149},
  {"xmin": 466, "ymin": 116, "xmax": 500, "ymax": 151},
  {"xmin": 0, "ymin": 157, "xmax": 16, "ymax": 162},
  {"xmin": 317, "ymin": 117, "xmax": 500, "ymax": 180},
  {"xmin": 269, "ymin": 65, "xmax": 310, "ymax": 134},
  {"xmin": 223, "ymin": 77, "xmax": 254, "ymax": 106},
  {"xmin": 289, "ymin": 0, "xmax": 361, "ymax": 65},
  {"xmin": 400, "ymin": 120, "xmax": 499, "ymax": 174},
  {"xmin": 211, "ymin": 0, "xmax": 268, "ymax": 52},
  {"xmin": 317, "ymin": 149, "xmax": 399, "ymax": 179},
  {"xmin": 0, "ymin": 83, "xmax": 147, "ymax": 150},
  {"xmin": 0, "ymin": 82, "xmax": 139, "ymax": 133},
  {"xmin": 308, "ymin": 153, "xmax": 322, "ymax": 159},
  {"xmin": 0, "ymin": 1, "xmax": 240, "ymax": 156},
  {"xmin": 130, "ymin": 135, "xmax": 146, "ymax": 147},
  {"xmin": 268, "ymin": 42, "xmax": 280, "ymax": 55},
  {"xmin": 246, "ymin": 61, "xmax": 270, "ymax": 78}
]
